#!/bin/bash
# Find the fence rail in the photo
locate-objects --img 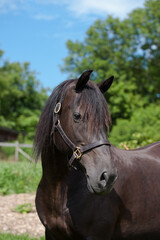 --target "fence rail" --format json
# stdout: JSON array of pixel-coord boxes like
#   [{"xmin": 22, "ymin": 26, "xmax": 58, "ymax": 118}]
[{"xmin": 0, "ymin": 141, "xmax": 34, "ymax": 162}]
